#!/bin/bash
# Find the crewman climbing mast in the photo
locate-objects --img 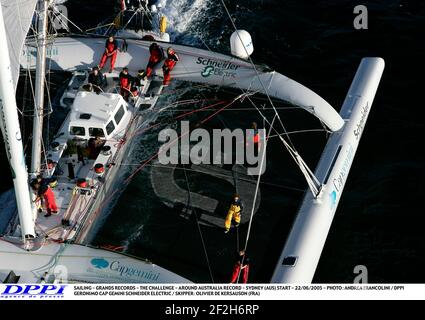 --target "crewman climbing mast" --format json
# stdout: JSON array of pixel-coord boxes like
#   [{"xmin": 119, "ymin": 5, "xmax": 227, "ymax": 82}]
[
  {"xmin": 251, "ymin": 122, "xmax": 260, "ymax": 148},
  {"xmin": 162, "ymin": 47, "xmax": 179, "ymax": 85},
  {"xmin": 145, "ymin": 42, "xmax": 164, "ymax": 79},
  {"xmin": 224, "ymin": 194, "xmax": 243, "ymax": 233},
  {"xmin": 230, "ymin": 250, "xmax": 250, "ymax": 283},
  {"xmin": 99, "ymin": 36, "xmax": 119, "ymax": 73}
]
